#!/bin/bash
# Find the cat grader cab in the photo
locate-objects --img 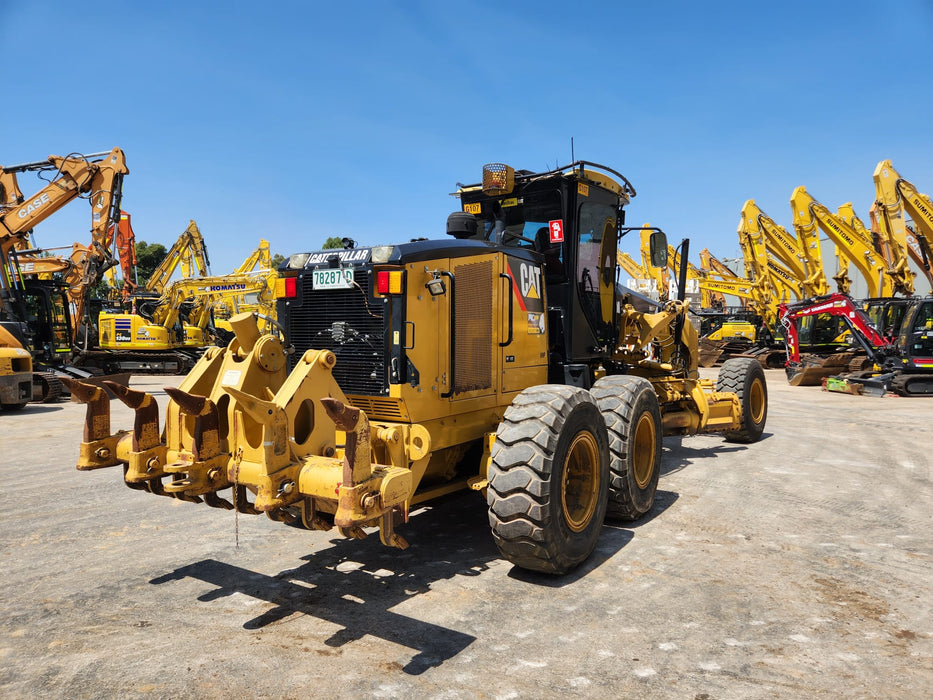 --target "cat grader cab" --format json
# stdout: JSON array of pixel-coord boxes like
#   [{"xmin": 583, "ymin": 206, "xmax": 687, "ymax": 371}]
[{"xmin": 66, "ymin": 162, "xmax": 767, "ymax": 574}]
